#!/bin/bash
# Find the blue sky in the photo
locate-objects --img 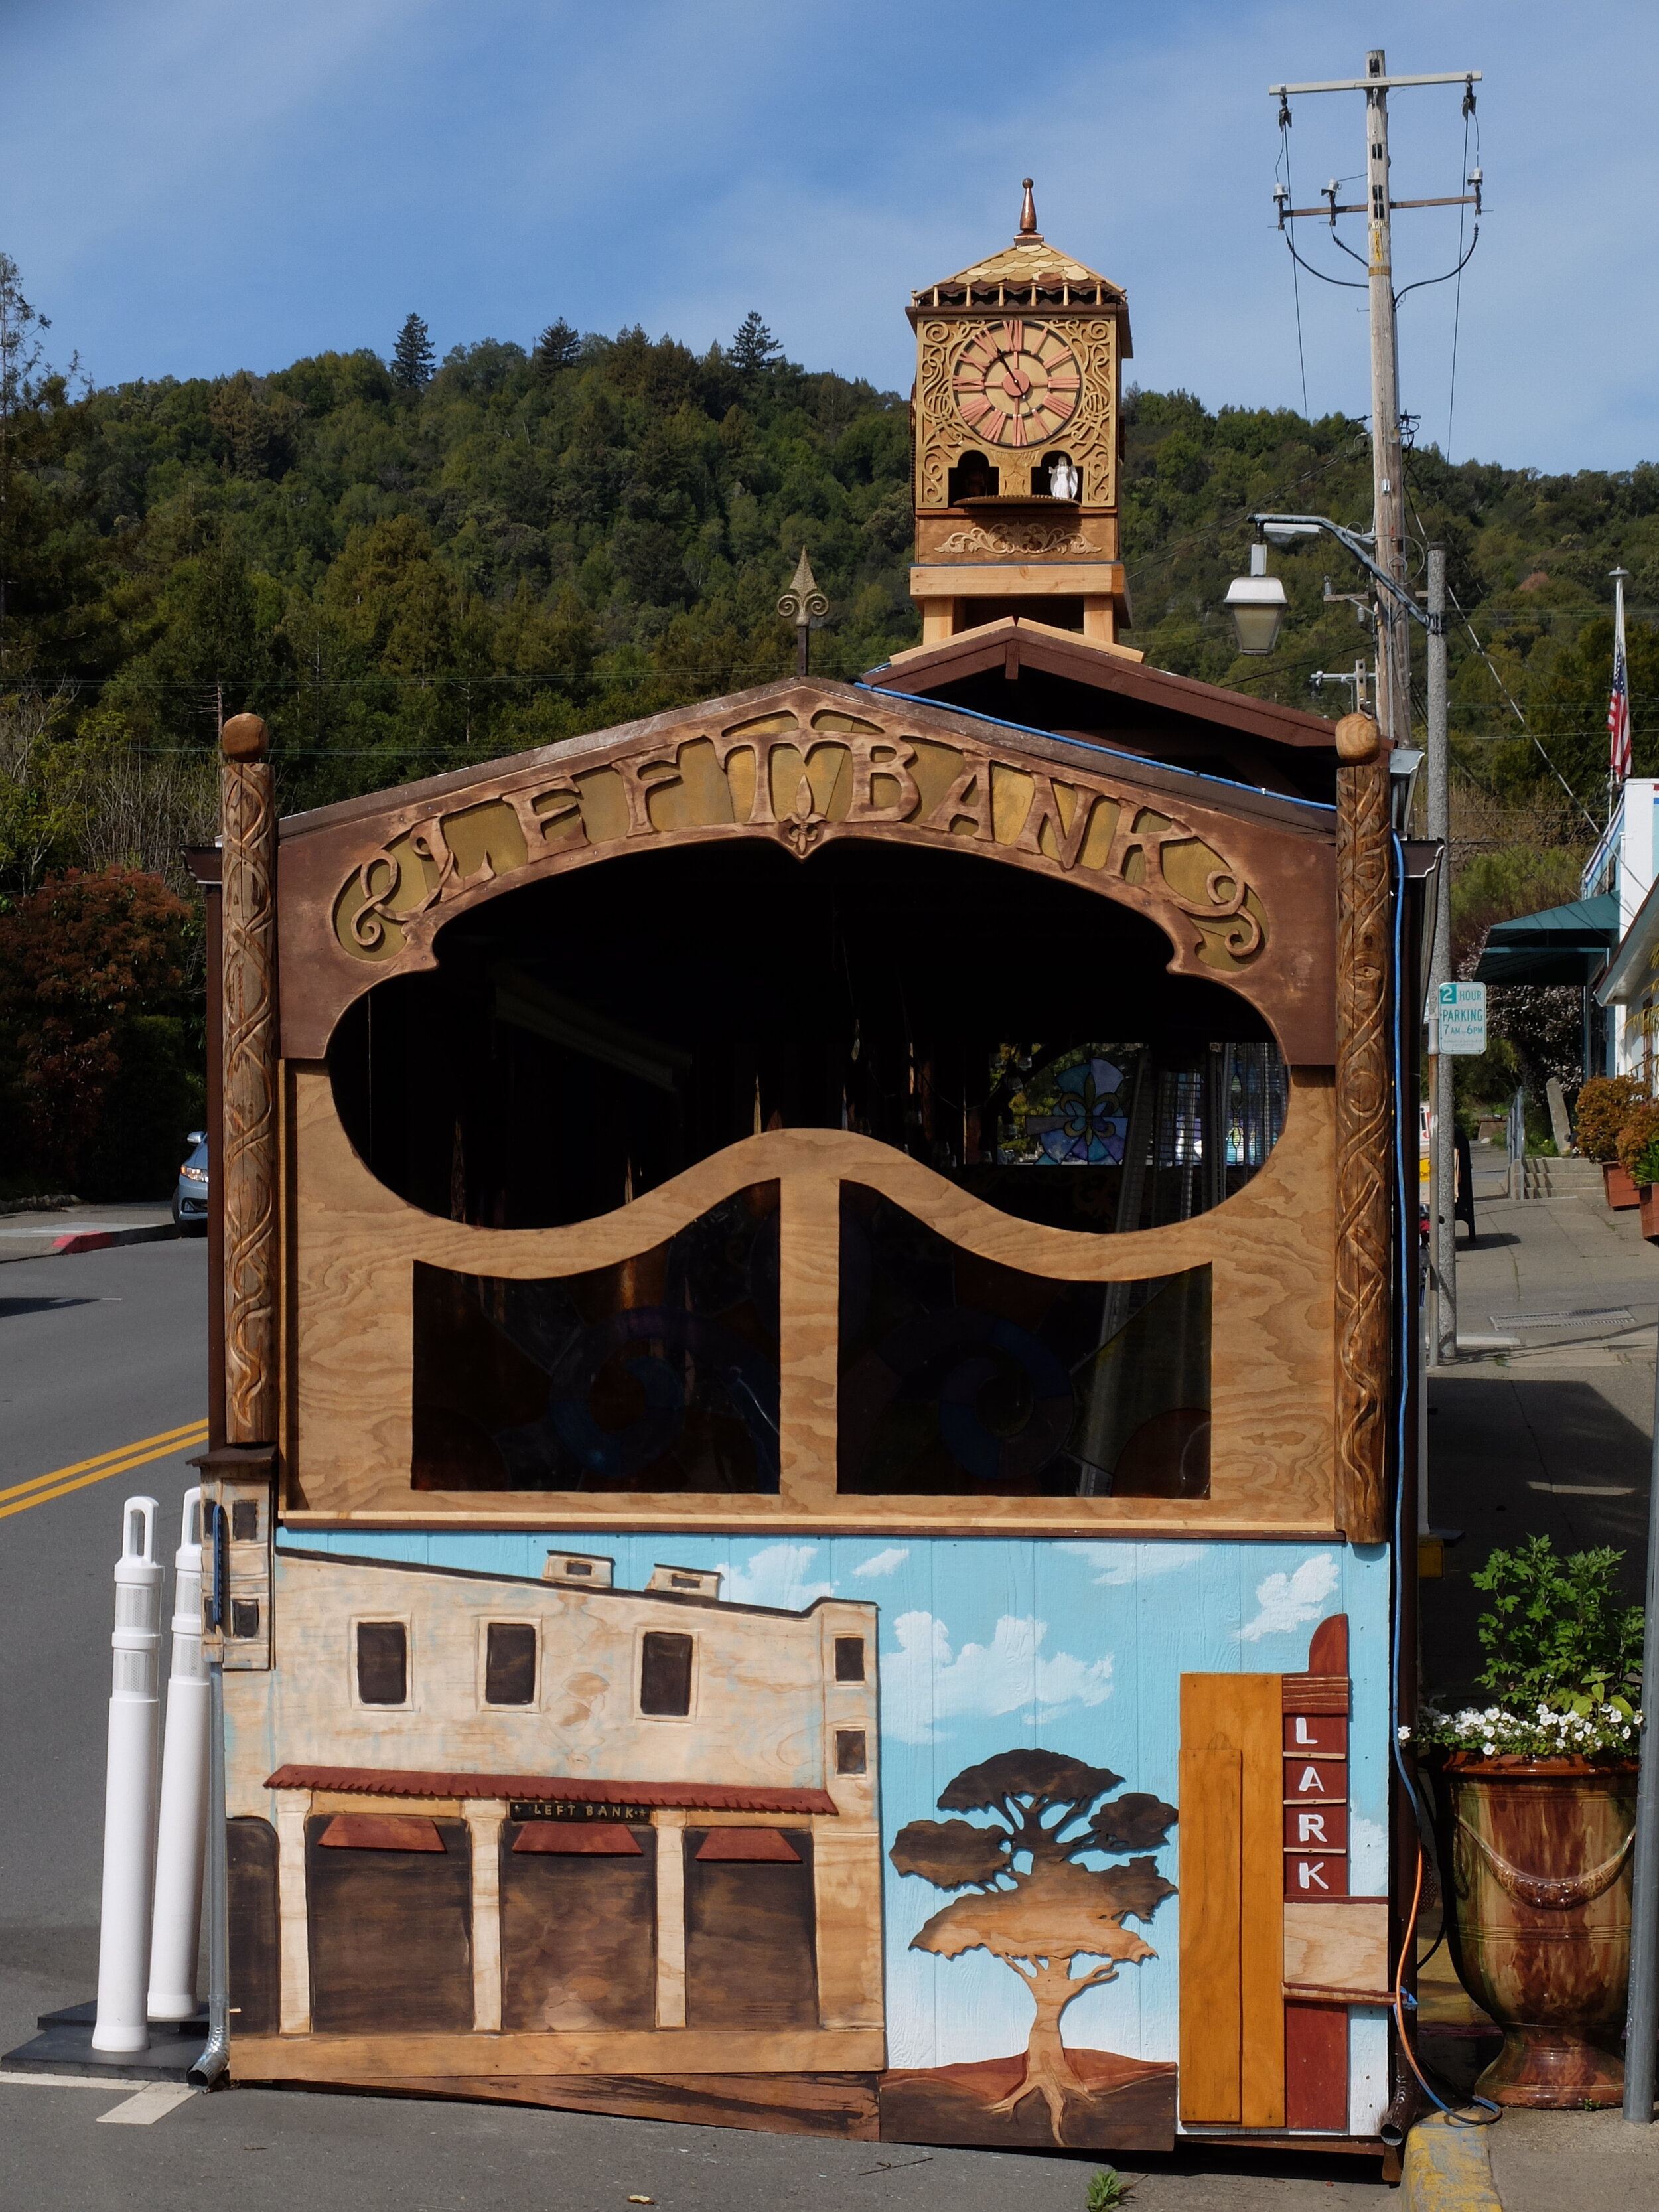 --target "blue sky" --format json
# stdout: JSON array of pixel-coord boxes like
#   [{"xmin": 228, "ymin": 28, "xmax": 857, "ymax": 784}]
[{"xmin": 5, "ymin": 1, "xmax": 1651, "ymax": 474}]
